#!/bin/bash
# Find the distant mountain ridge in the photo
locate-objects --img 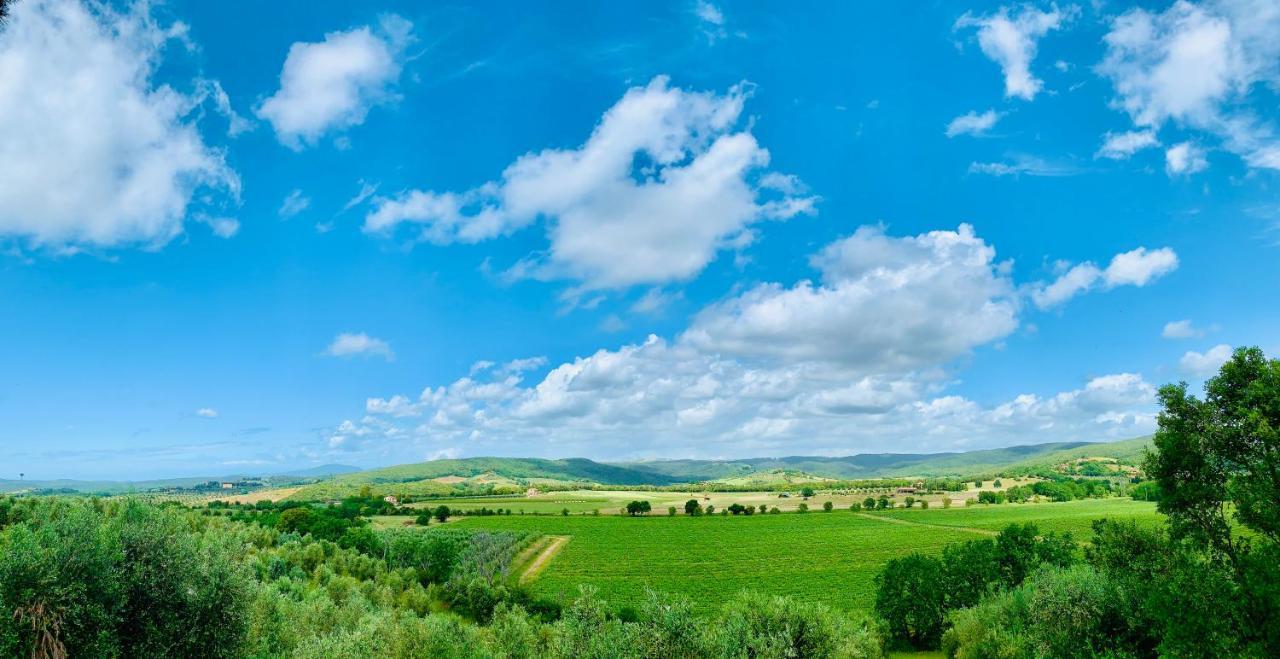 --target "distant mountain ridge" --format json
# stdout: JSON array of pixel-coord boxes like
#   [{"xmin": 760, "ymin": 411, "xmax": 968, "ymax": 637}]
[
  {"xmin": 3, "ymin": 438, "xmax": 1151, "ymax": 496},
  {"xmin": 310, "ymin": 436, "xmax": 1152, "ymax": 492},
  {"xmin": 0, "ymin": 463, "xmax": 362, "ymax": 495}
]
